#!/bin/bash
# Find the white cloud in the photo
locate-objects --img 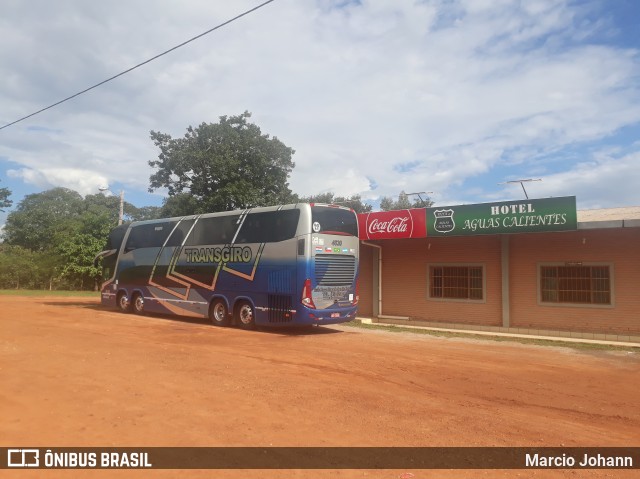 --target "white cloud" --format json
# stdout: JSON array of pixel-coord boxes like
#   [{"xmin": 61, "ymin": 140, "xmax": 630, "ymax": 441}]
[
  {"xmin": 526, "ymin": 150, "xmax": 640, "ymax": 209},
  {"xmin": 0, "ymin": 0, "xmax": 639, "ymax": 209},
  {"xmin": 7, "ymin": 167, "xmax": 109, "ymax": 196}
]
